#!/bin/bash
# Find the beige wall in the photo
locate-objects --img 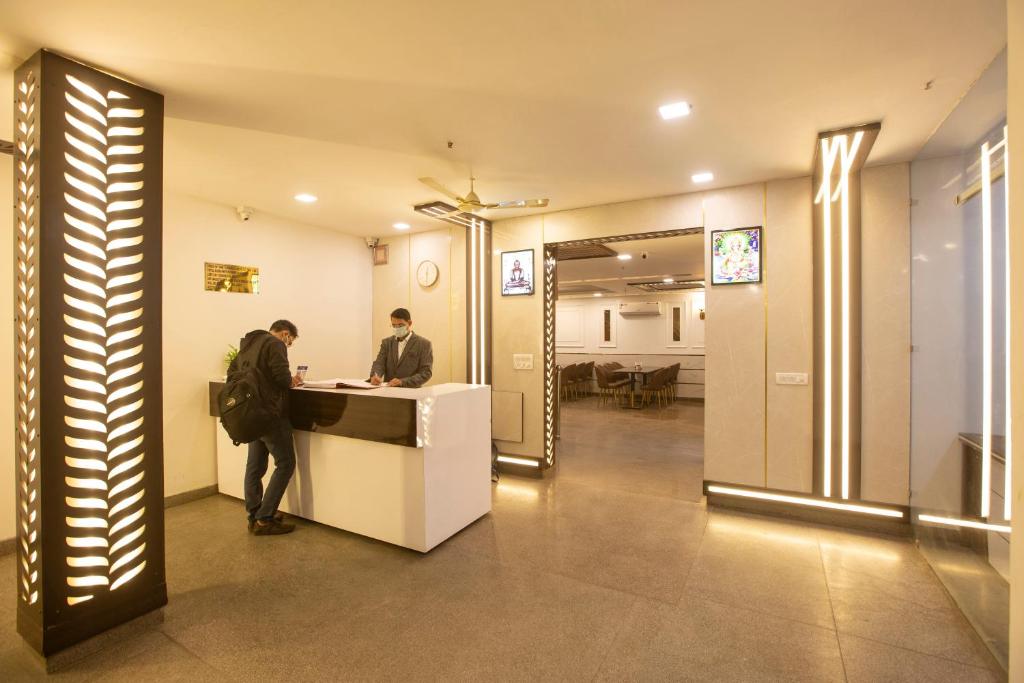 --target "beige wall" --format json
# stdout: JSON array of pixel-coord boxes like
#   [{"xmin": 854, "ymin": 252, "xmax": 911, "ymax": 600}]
[
  {"xmin": 703, "ymin": 184, "xmax": 768, "ymax": 486},
  {"xmin": 1, "ymin": 60, "xmax": 14, "ymax": 540},
  {"xmin": 860, "ymin": 164, "xmax": 912, "ymax": 505},
  {"xmin": 765, "ymin": 177, "xmax": 814, "ymax": 492},
  {"xmin": 371, "ymin": 227, "xmax": 467, "ymax": 384},
  {"xmin": 1007, "ymin": 1, "xmax": 1023, "ymax": 677},
  {"xmin": 491, "ymin": 216, "xmax": 546, "ymax": 455},
  {"xmin": 491, "ymin": 172, "xmax": 911, "ymax": 506},
  {"xmin": 162, "ymin": 194, "xmax": 372, "ymax": 498}
]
